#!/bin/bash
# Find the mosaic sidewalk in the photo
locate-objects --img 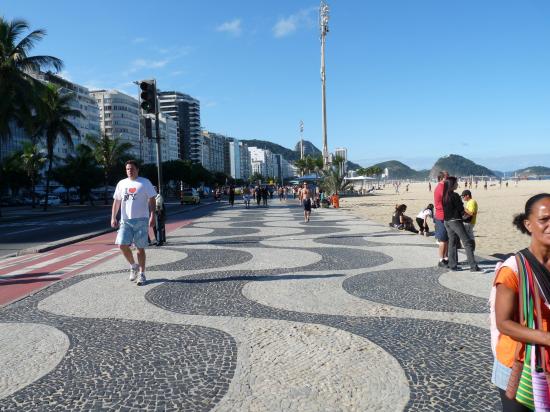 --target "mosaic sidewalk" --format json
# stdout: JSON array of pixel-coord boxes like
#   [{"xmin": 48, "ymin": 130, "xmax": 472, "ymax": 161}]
[{"xmin": 0, "ymin": 202, "xmax": 499, "ymax": 411}]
